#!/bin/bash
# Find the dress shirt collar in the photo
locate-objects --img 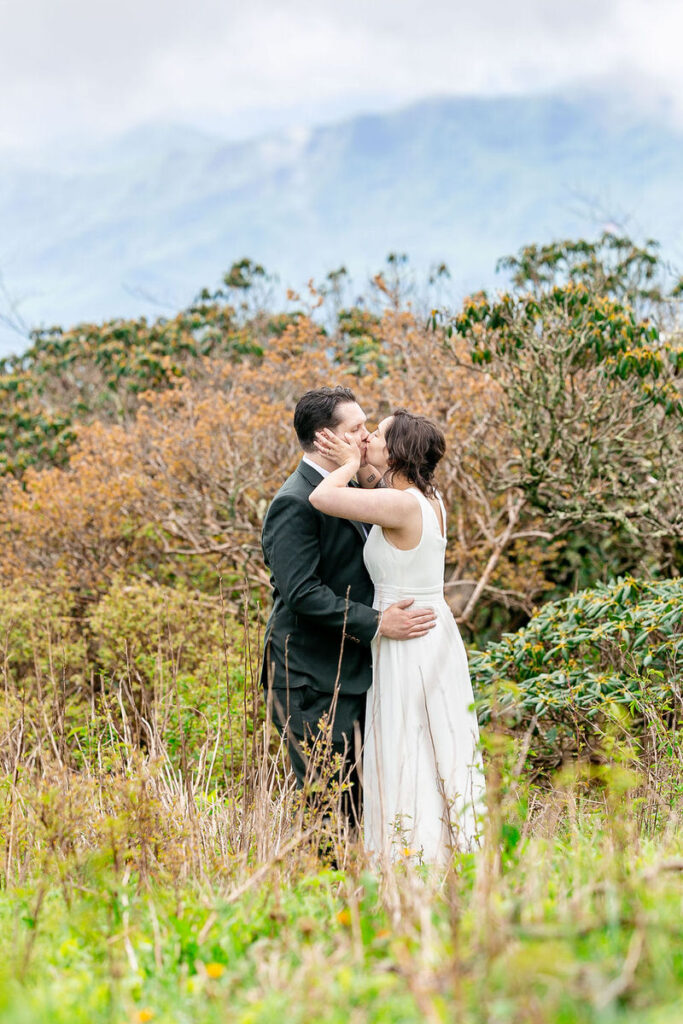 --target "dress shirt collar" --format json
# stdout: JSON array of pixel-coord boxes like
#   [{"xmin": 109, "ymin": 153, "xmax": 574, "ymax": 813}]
[{"xmin": 302, "ymin": 454, "xmax": 331, "ymax": 478}]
